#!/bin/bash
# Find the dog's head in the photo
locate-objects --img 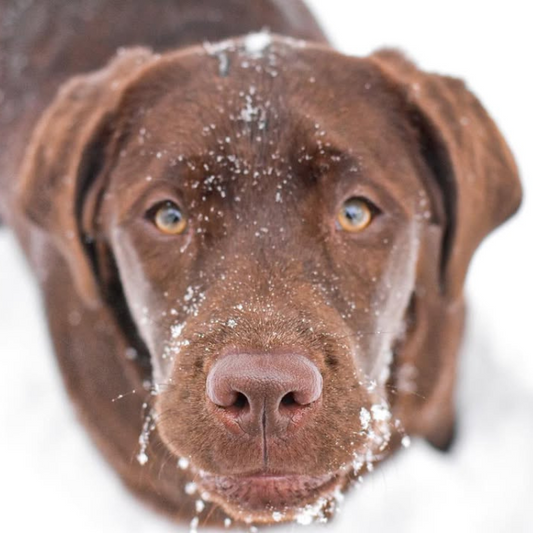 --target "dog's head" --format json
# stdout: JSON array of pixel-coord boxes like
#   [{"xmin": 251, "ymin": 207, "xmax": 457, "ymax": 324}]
[{"xmin": 18, "ymin": 36, "xmax": 521, "ymax": 524}]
